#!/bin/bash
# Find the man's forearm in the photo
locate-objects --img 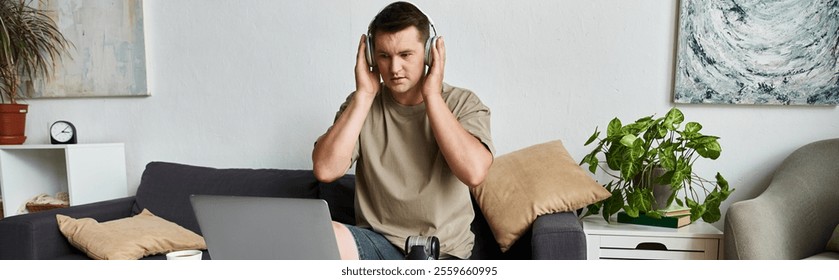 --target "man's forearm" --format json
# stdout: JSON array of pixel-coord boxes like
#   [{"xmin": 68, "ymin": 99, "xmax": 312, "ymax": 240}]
[
  {"xmin": 423, "ymin": 94, "xmax": 493, "ymax": 188},
  {"xmin": 313, "ymin": 93, "xmax": 374, "ymax": 182}
]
